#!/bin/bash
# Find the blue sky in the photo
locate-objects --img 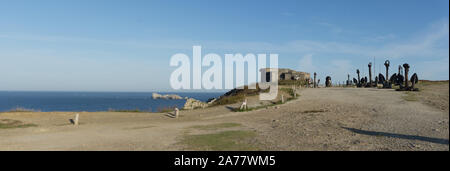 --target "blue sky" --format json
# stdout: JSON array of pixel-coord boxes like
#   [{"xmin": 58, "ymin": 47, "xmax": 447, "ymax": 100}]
[{"xmin": 0, "ymin": 0, "xmax": 448, "ymax": 91}]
